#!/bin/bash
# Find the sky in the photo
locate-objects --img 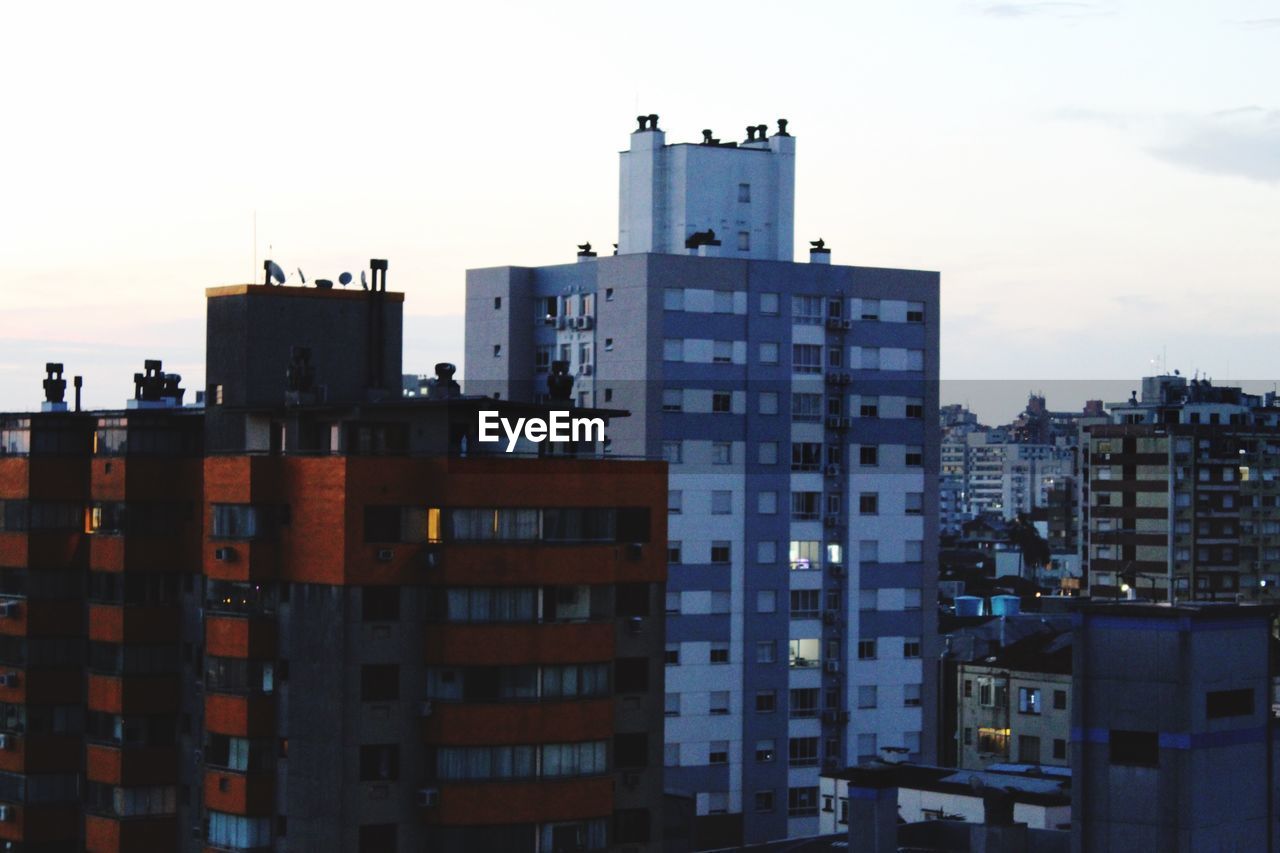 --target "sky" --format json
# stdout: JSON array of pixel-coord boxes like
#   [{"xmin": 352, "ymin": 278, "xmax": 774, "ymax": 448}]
[{"xmin": 2, "ymin": 0, "xmax": 1278, "ymax": 422}]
